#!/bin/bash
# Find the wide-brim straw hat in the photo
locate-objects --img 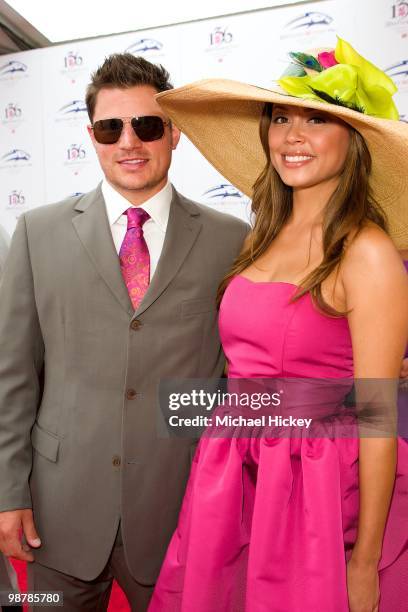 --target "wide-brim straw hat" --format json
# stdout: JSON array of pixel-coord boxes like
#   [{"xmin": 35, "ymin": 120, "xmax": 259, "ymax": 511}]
[{"xmin": 157, "ymin": 42, "xmax": 408, "ymax": 248}]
